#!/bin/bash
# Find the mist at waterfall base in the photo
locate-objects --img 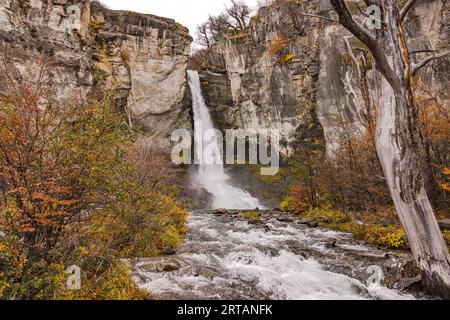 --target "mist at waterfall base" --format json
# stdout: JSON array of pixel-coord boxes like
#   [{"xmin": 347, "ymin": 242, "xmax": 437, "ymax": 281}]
[{"xmin": 187, "ymin": 70, "xmax": 262, "ymax": 210}]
